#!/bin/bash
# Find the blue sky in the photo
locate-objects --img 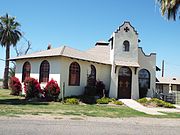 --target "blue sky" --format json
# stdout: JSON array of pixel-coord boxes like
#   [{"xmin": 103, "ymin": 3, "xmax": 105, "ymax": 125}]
[{"xmin": 0, "ymin": 0, "xmax": 180, "ymax": 78}]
